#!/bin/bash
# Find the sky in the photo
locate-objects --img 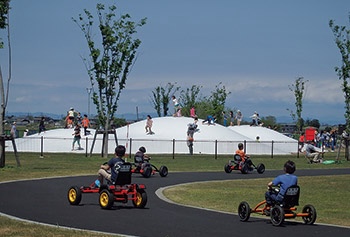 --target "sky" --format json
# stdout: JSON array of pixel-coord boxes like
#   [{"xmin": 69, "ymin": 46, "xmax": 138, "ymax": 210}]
[{"xmin": 0, "ymin": 0, "xmax": 349, "ymax": 125}]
